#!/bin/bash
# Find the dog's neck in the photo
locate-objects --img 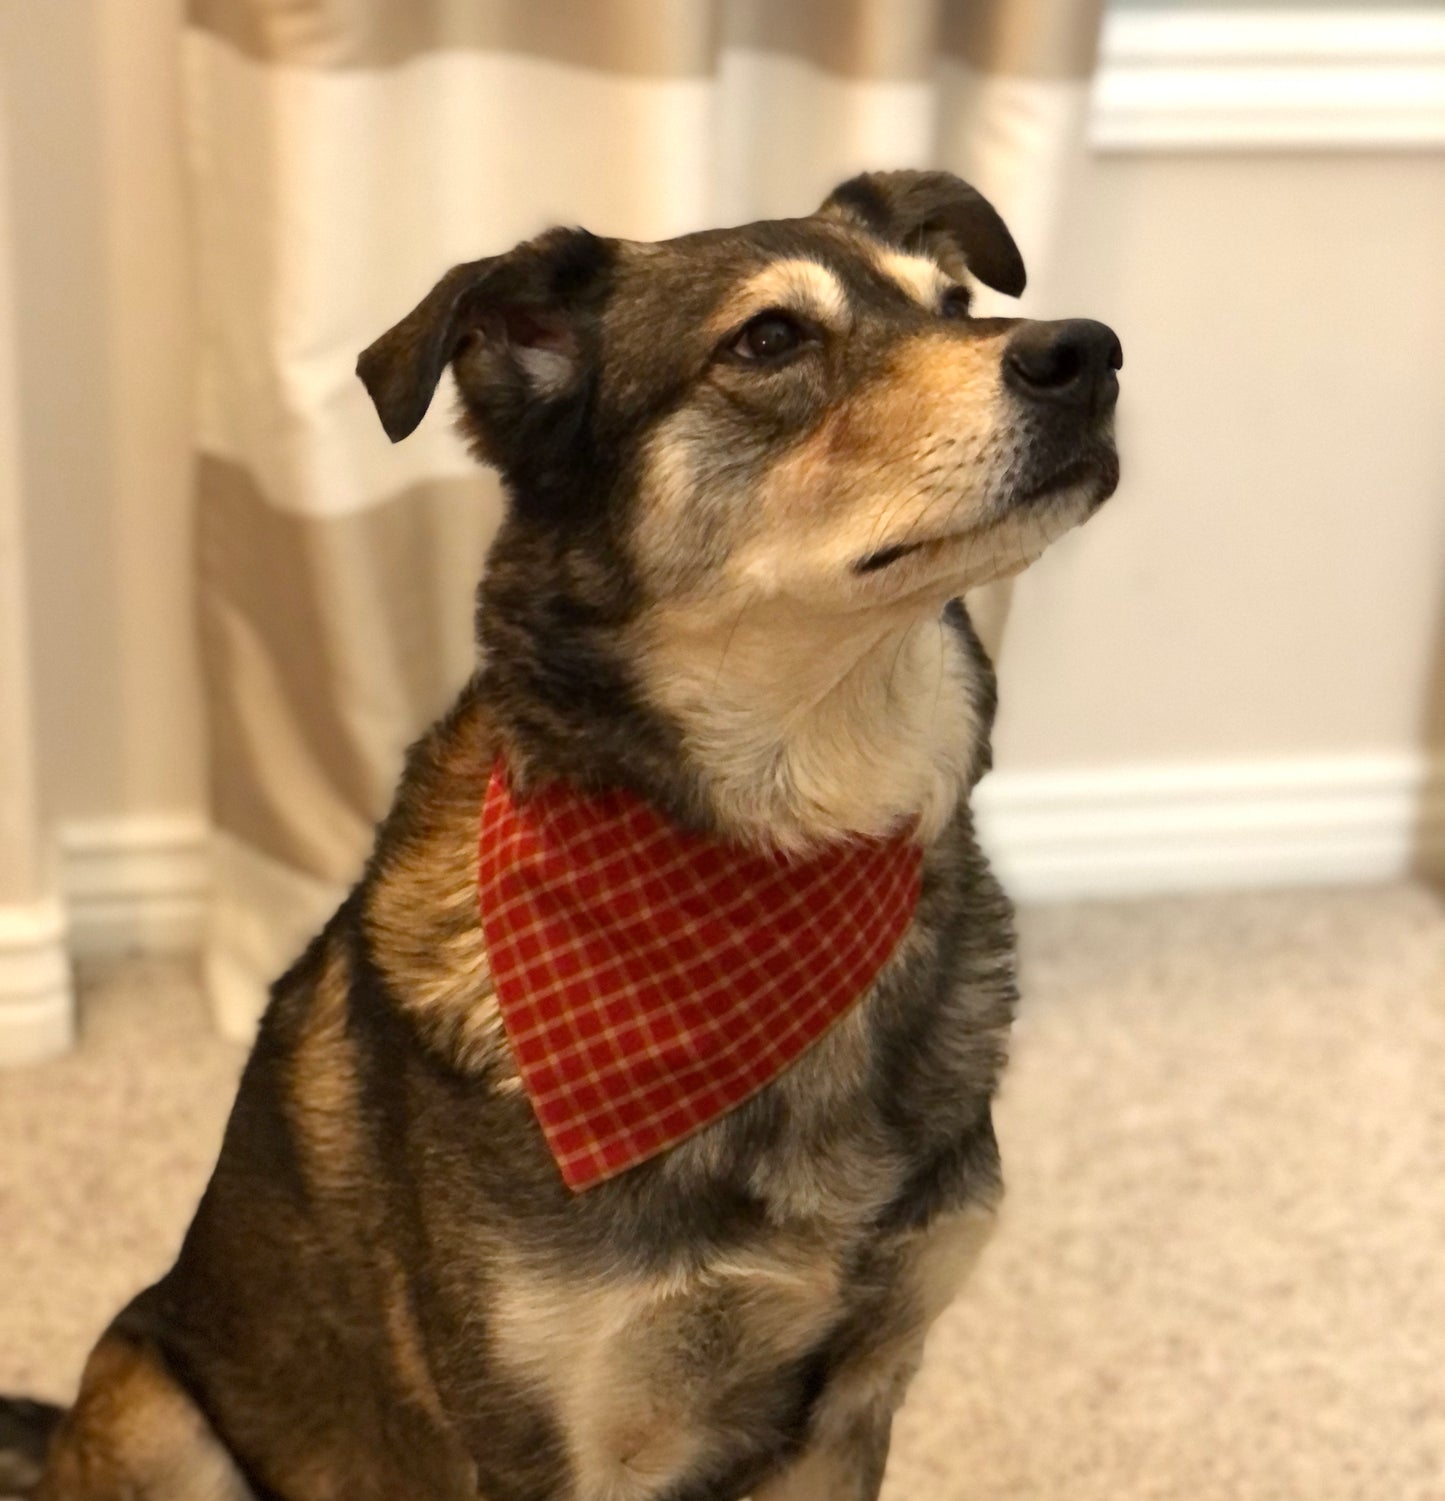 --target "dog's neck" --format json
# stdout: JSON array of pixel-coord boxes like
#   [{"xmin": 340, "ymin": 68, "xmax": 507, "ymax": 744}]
[
  {"xmin": 634, "ymin": 597, "xmax": 990, "ymax": 852},
  {"xmin": 477, "ymin": 537, "xmax": 993, "ymax": 849}
]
